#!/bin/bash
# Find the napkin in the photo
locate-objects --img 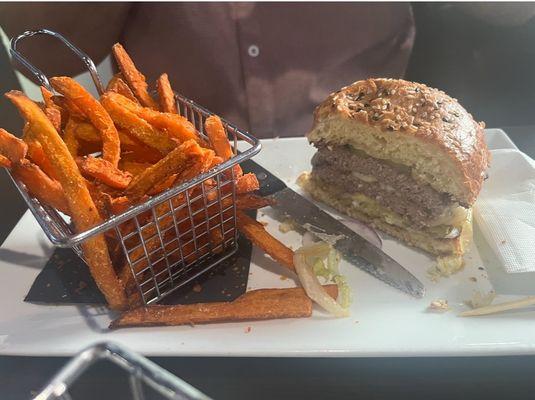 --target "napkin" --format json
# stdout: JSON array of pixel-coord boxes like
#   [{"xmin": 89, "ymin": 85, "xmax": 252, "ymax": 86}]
[{"xmin": 474, "ymin": 149, "xmax": 535, "ymax": 273}]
